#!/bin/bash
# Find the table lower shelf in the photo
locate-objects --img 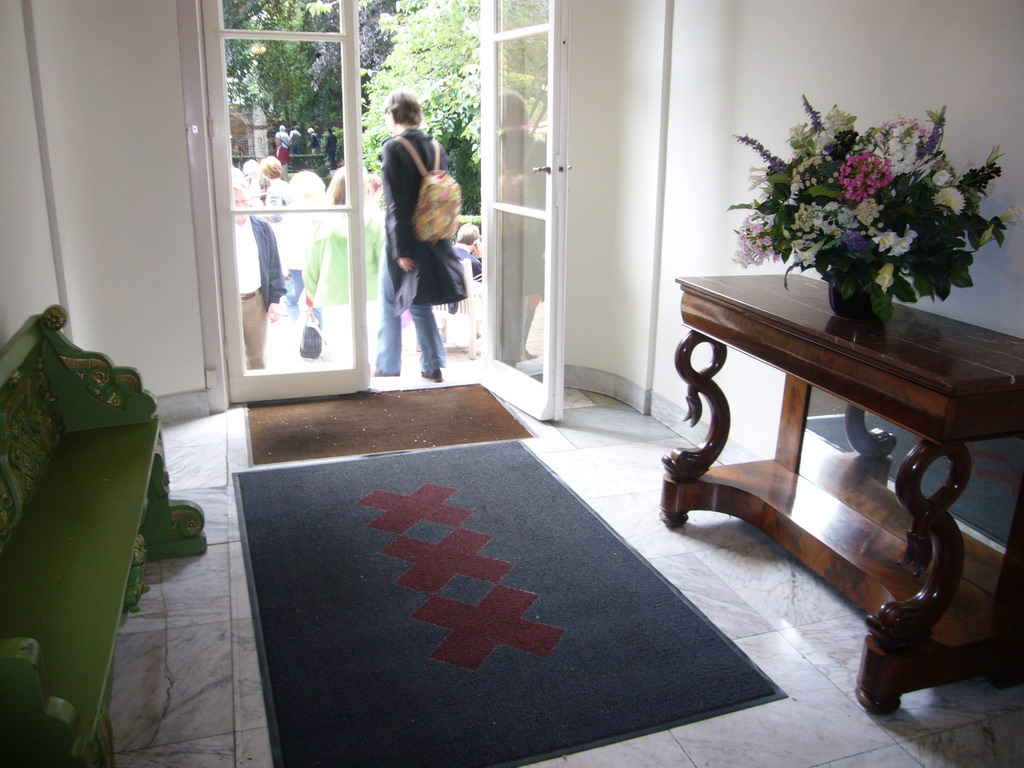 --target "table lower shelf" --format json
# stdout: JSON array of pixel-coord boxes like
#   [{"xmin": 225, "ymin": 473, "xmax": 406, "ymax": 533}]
[{"xmin": 661, "ymin": 457, "xmax": 1024, "ymax": 711}]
